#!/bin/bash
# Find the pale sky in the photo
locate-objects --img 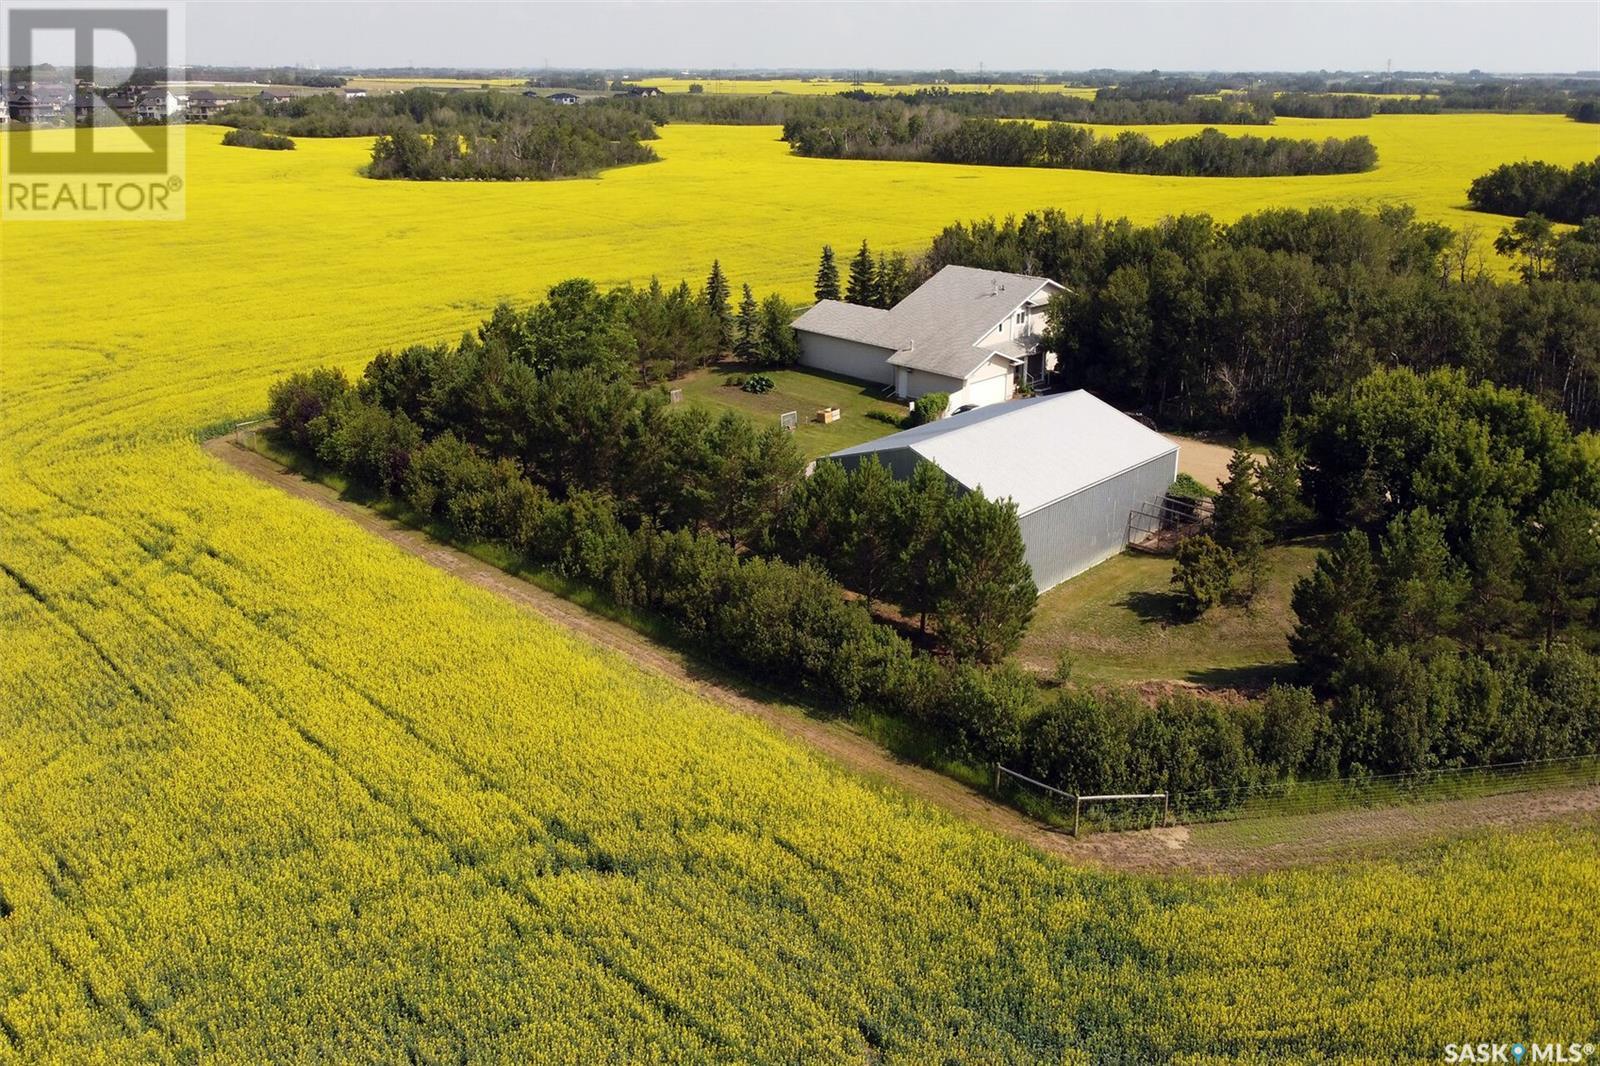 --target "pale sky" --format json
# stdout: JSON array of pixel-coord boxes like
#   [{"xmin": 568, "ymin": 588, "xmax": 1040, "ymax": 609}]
[
  {"xmin": 180, "ymin": 1, "xmax": 1600, "ymax": 74},
  {"xmin": 18, "ymin": 1, "xmax": 1600, "ymax": 74}
]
